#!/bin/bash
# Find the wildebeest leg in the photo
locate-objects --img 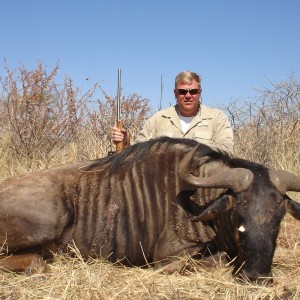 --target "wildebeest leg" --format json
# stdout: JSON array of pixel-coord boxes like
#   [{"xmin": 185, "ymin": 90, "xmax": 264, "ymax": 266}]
[
  {"xmin": 153, "ymin": 234, "xmax": 201, "ymax": 274},
  {"xmin": 156, "ymin": 251, "xmax": 229, "ymax": 274},
  {"xmin": 197, "ymin": 251, "xmax": 229, "ymax": 267},
  {"xmin": 0, "ymin": 254, "xmax": 49, "ymax": 274},
  {"xmin": 156, "ymin": 260, "xmax": 188, "ymax": 274}
]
